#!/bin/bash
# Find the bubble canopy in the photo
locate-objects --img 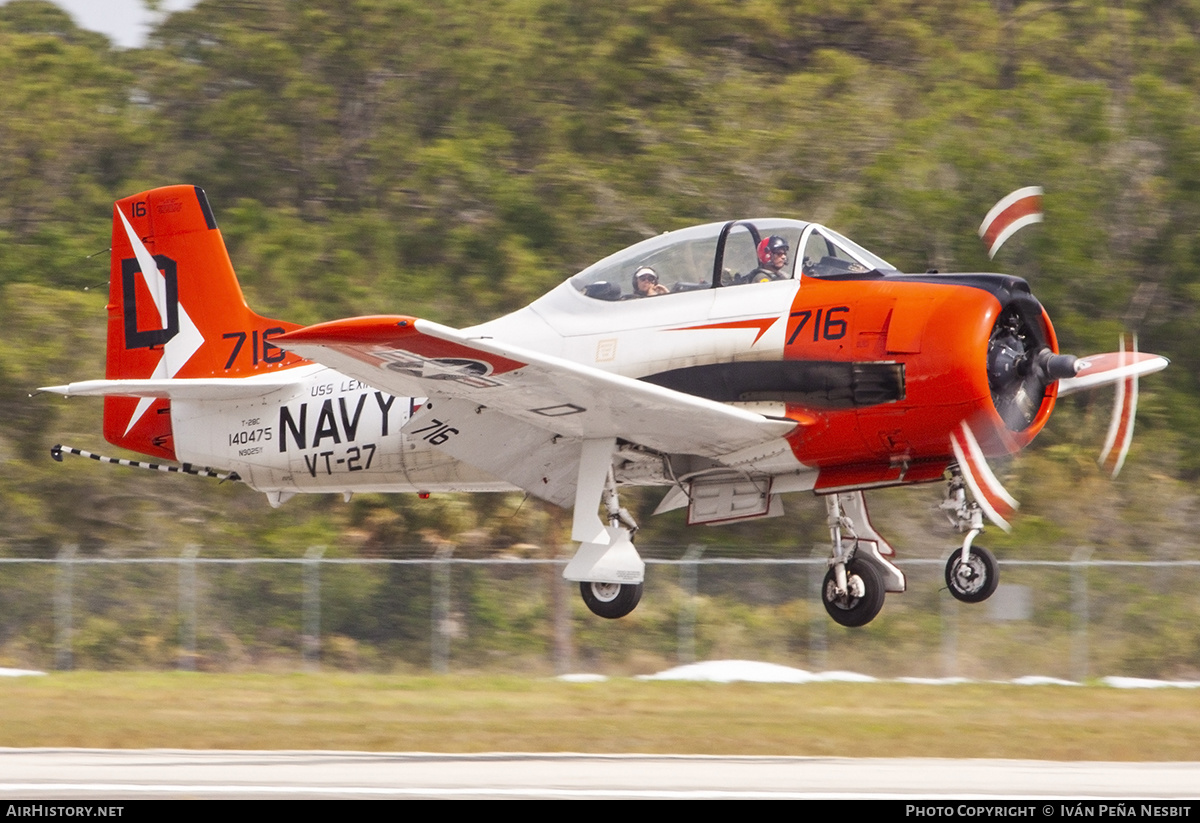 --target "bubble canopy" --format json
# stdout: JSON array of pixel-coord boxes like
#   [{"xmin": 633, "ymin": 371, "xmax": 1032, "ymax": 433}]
[{"xmin": 569, "ymin": 219, "xmax": 897, "ymax": 301}]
